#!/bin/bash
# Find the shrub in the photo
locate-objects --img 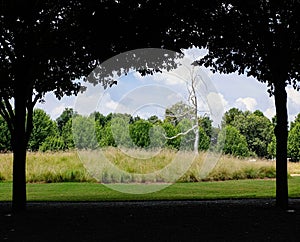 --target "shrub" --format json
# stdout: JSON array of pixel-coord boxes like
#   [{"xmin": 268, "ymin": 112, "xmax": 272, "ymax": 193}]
[
  {"xmin": 206, "ymin": 156, "xmax": 276, "ymax": 181},
  {"xmin": 209, "ymin": 169, "xmax": 233, "ymax": 181},
  {"xmin": 244, "ymin": 167, "xmax": 258, "ymax": 179},
  {"xmin": 178, "ymin": 171, "xmax": 200, "ymax": 182},
  {"xmin": 258, "ymin": 166, "xmax": 276, "ymax": 178}
]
